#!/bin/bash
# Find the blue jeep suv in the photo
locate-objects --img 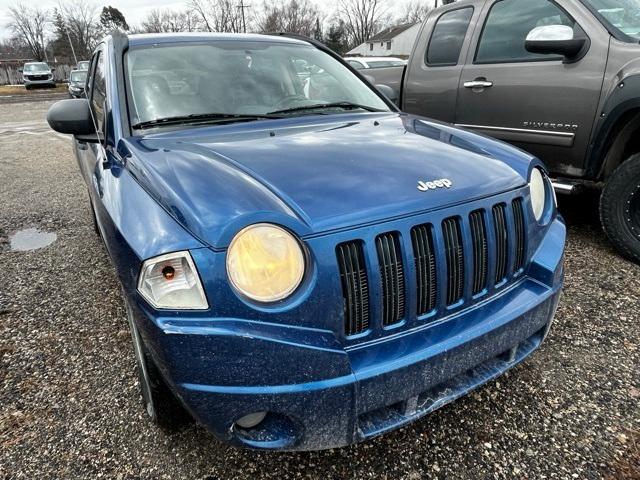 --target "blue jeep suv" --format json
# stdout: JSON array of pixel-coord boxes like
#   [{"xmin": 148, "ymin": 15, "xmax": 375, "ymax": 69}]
[{"xmin": 46, "ymin": 32, "xmax": 565, "ymax": 451}]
